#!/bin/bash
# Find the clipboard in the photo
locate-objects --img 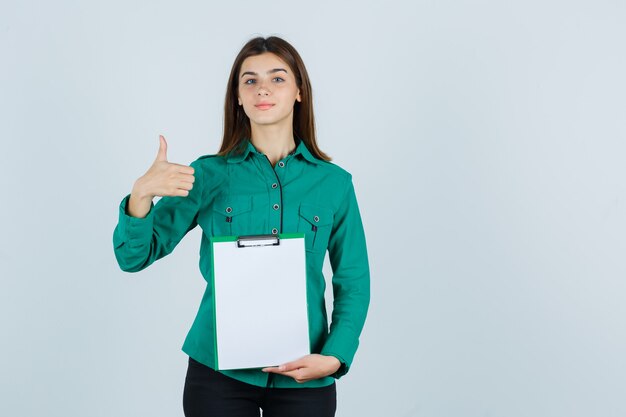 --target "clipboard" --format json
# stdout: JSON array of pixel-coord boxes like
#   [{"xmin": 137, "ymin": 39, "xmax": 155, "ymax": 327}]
[{"xmin": 209, "ymin": 232, "xmax": 311, "ymax": 370}]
